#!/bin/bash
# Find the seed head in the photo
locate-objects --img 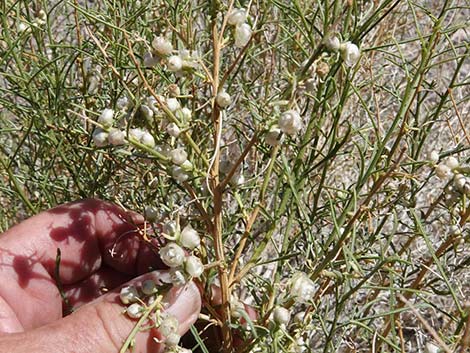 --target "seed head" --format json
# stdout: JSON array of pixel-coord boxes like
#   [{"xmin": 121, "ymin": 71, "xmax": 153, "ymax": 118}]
[
  {"xmin": 165, "ymin": 332, "xmax": 181, "ymax": 347},
  {"xmin": 159, "ymin": 242, "xmax": 185, "ymax": 267},
  {"xmin": 140, "ymin": 104, "xmax": 154, "ymax": 120},
  {"xmin": 126, "ymin": 303, "xmax": 144, "ymax": 319},
  {"xmin": 273, "ymin": 306, "xmax": 291, "ymax": 326},
  {"xmin": 120, "ymin": 285, "xmax": 139, "ymax": 305},
  {"xmin": 117, "ymin": 96, "xmax": 131, "ymax": 111},
  {"xmin": 152, "ymin": 36, "xmax": 173, "ymax": 56},
  {"xmin": 323, "ymin": 33, "xmax": 340, "ymax": 52},
  {"xmin": 172, "ymin": 166, "xmax": 189, "ymax": 182},
  {"xmin": 230, "ymin": 173, "xmax": 245, "ymax": 187},
  {"xmin": 227, "ymin": 8, "xmax": 247, "ymax": 26},
  {"xmin": 428, "ymin": 150, "xmax": 439, "ymax": 164},
  {"xmin": 181, "ymin": 107, "xmax": 192, "ymax": 120},
  {"xmin": 92, "ymin": 128, "xmax": 108, "ymax": 147},
  {"xmin": 159, "ymin": 314, "xmax": 179, "ymax": 337},
  {"xmin": 234, "ymin": 23, "xmax": 252, "ymax": 48},
  {"xmin": 98, "ymin": 108, "xmax": 114, "ymax": 127},
  {"xmin": 279, "ymin": 110, "xmax": 302, "ymax": 135},
  {"xmin": 129, "ymin": 128, "xmax": 145, "ymax": 141},
  {"xmin": 163, "ymin": 220, "xmax": 178, "ymax": 236},
  {"xmin": 167, "ymin": 55, "xmax": 183, "ymax": 72},
  {"xmin": 144, "ymin": 206, "xmax": 159, "ymax": 222},
  {"xmin": 166, "ymin": 98, "xmax": 181, "ymax": 112},
  {"xmin": 170, "ymin": 148, "xmax": 188, "ymax": 165},
  {"xmin": 18, "ymin": 22, "xmax": 28, "ymax": 33},
  {"xmin": 185, "ymin": 255, "xmax": 204, "ymax": 277},
  {"xmin": 180, "ymin": 225, "xmax": 201, "ymax": 249},
  {"xmin": 169, "ymin": 268, "xmax": 187, "ymax": 286},
  {"xmin": 216, "ymin": 91, "xmax": 232, "ymax": 108},
  {"xmin": 435, "ymin": 164, "xmax": 451, "ymax": 180},
  {"xmin": 454, "ymin": 174, "xmax": 466, "ymax": 191},
  {"xmin": 108, "ymin": 128, "xmax": 125, "ymax": 146},
  {"xmin": 424, "ymin": 342, "xmax": 440, "ymax": 353},
  {"xmin": 289, "ymin": 272, "xmax": 315, "ymax": 303},
  {"xmin": 340, "ymin": 42, "xmax": 361, "ymax": 67},
  {"xmin": 141, "ymin": 279, "xmax": 157, "ymax": 295},
  {"xmin": 168, "ymin": 84, "xmax": 181, "ymax": 97},
  {"xmin": 141, "ymin": 131, "xmax": 155, "ymax": 148},
  {"xmin": 166, "ymin": 123, "xmax": 181, "ymax": 138},
  {"xmin": 445, "ymin": 156, "xmax": 459, "ymax": 170},
  {"xmin": 449, "ymin": 224, "xmax": 461, "ymax": 236}
]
